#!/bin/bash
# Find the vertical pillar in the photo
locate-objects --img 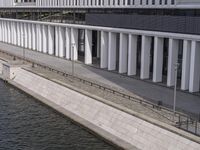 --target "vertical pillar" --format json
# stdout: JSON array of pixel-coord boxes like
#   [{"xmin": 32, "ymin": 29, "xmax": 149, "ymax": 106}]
[
  {"xmin": 28, "ymin": 23, "xmax": 32, "ymax": 49},
  {"xmin": 119, "ymin": 33, "xmax": 128, "ymax": 73},
  {"xmin": 189, "ymin": 41, "xmax": 200, "ymax": 93},
  {"xmin": 48, "ymin": 25, "xmax": 54, "ymax": 55},
  {"xmin": 59, "ymin": 26, "xmax": 65, "ymax": 57},
  {"xmin": 167, "ymin": 38, "xmax": 179, "ymax": 87},
  {"xmin": 17, "ymin": 22, "xmax": 21, "ymax": 46},
  {"xmin": 38, "ymin": 24, "xmax": 43, "ymax": 52},
  {"xmin": 100, "ymin": 31, "xmax": 108, "ymax": 68},
  {"xmin": 108, "ymin": 32, "xmax": 117, "ymax": 70},
  {"xmin": 32, "ymin": 24, "xmax": 36, "ymax": 50},
  {"xmin": 153, "ymin": 36, "xmax": 164, "ymax": 82},
  {"xmin": 128, "ymin": 34, "xmax": 137, "ymax": 76},
  {"xmin": 140, "ymin": 35, "xmax": 152, "ymax": 79},
  {"xmin": 43, "ymin": 25, "xmax": 48, "ymax": 53},
  {"xmin": 55, "ymin": 26, "xmax": 59, "ymax": 56},
  {"xmin": 20, "ymin": 22, "xmax": 24, "ymax": 47},
  {"xmin": 85, "ymin": 29, "xmax": 92, "ymax": 64},
  {"xmin": 181, "ymin": 40, "xmax": 191, "ymax": 90},
  {"xmin": 0, "ymin": 21, "xmax": 2, "ymax": 42},
  {"xmin": 65, "ymin": 27, "xmax": 71, "ymax": 59},
  {"xmin": 13, "ymin": 22, "xmax": 17, "ymax": 45},
  {"xmin": 71, "ymin": 28, "xmax": 78, "ymax": 60},
  {"xmin": 24, "ymin": 23, "xmax": 28, "ymax": 48}
]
